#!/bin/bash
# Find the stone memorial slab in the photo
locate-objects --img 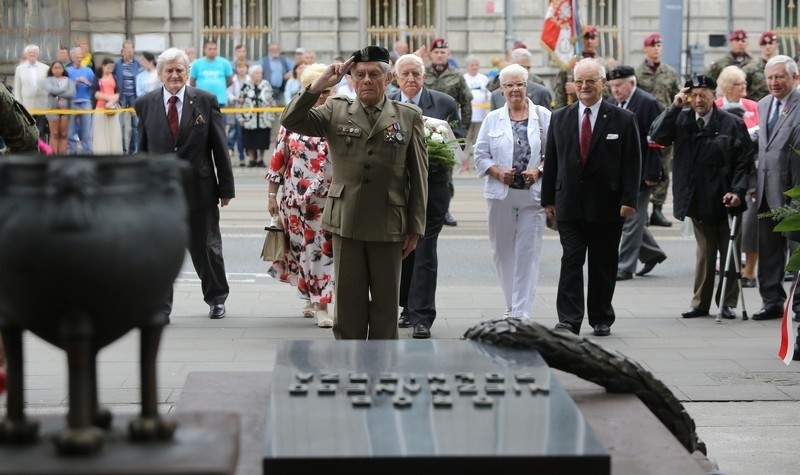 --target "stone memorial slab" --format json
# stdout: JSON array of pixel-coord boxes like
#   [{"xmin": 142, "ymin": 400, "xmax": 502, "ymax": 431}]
[{"xmin": 264, "ymin": 340, "xmax": 610, "ymax": 472}]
